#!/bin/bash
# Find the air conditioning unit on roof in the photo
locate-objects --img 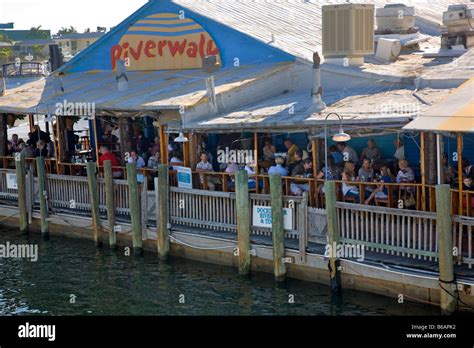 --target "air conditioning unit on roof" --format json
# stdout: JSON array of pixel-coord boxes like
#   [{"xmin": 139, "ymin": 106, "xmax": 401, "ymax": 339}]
[{"xmin": 322, "ymin": 3, "xmax": 375, "ymax": 65}]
